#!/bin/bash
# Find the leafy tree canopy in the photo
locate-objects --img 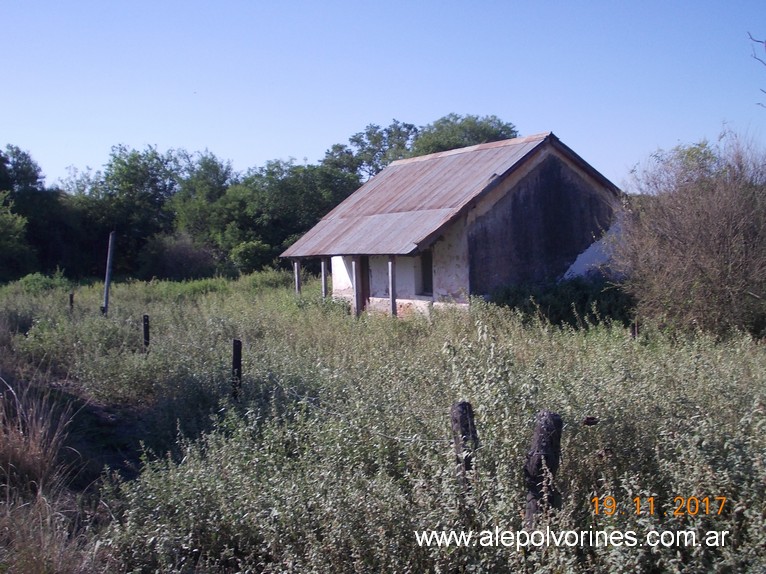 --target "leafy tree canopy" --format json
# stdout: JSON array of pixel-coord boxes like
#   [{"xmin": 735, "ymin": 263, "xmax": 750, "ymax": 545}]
[
  {"xmin": 410, "ymin": 113, "xmax": 518, "ymax": 156},
  {"xmin": 323, "ymin": 114, "xmax": 518, "ymax": 179},
  {"xmin": 0, "ymin": 145, "xmax": 45, "ymax": 195},
  {"xmin": 0, "ymin": 191, "xmax": 35, "ymax": 281},
  {"xmin": 322, "ymin": 119, "xmax": 417, "ymax": 180},
  {"xmin": 171, "ymin": 151, "xmax": 238, "ymax": 244}
]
